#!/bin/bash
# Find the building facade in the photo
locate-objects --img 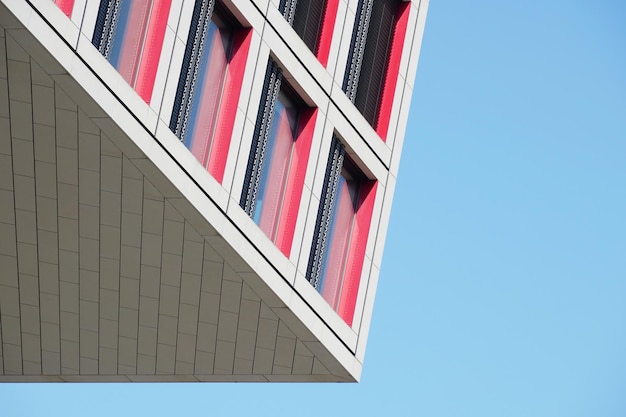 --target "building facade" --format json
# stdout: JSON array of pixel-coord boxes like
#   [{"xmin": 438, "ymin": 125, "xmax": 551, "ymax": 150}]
[{"xmin": 0, "ymin": 0, "xmax": 427, "ymax": 382}]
